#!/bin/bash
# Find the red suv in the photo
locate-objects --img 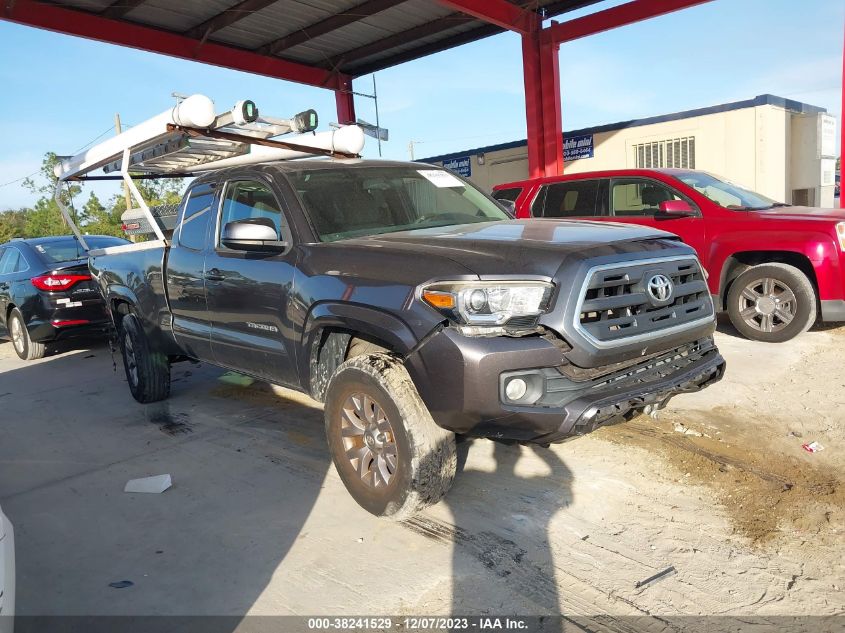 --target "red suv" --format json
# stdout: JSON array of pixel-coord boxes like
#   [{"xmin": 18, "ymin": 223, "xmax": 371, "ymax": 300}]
[{"xmin": 494, "ymin": 169, "xmax": 845, "ymax": 342}]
